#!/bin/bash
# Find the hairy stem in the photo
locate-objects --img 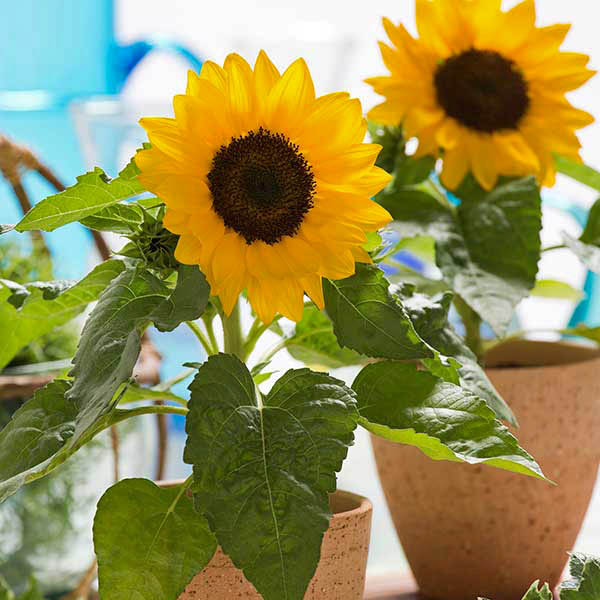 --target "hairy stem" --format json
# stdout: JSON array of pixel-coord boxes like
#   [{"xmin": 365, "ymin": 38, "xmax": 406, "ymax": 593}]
[
  {"xmin": 454, "ymin": 295, "xmax": 484, "ymax": 362},
  {"xmin": 222, "ymin": 299, "xmax": 245, "ymax": 359},
  {"xmin": 186, "ymin": 321, "xmax": 216, "ymax": 356}
]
